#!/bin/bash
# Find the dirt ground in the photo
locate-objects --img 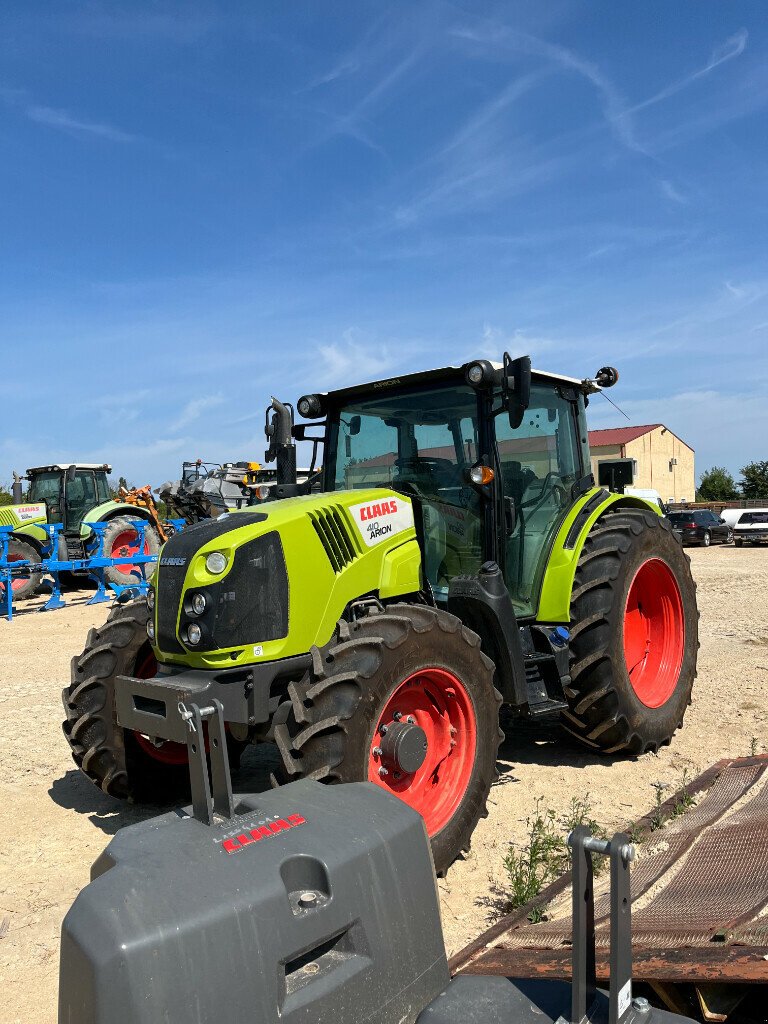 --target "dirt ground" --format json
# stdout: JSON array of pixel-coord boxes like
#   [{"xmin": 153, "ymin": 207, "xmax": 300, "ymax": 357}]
[{"xmin": 1, "ymin": 545, "xmax": 767, "ymax": 1023}]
